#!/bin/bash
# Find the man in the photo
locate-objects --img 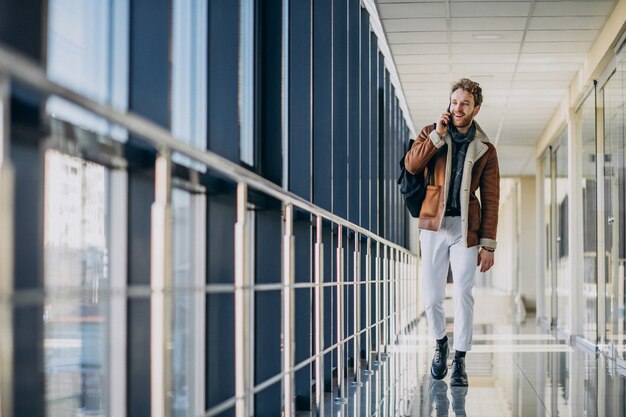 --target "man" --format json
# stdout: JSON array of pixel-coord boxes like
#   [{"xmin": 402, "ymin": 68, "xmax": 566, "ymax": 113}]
[{"xmin": 404, "ymin": 78, "xmax": 499, "ymax": 386}]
